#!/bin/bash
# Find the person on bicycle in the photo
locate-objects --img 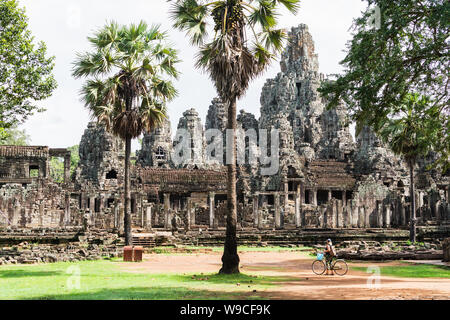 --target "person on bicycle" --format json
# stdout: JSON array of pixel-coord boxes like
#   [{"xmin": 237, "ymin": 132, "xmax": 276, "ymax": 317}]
[{"xmin": 324, "ymin": 239, "xmax": 336, "ymax": 275}]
